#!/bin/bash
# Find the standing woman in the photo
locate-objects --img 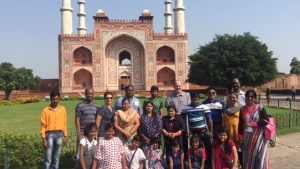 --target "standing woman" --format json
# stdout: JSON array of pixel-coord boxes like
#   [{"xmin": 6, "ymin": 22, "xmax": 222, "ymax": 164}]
[
  {"xmin": 114, "ymin": 98, "xmax": 140, "ymax": 145},
  {"xmin": 266, "ymin": 88, "xmax": 271, "ymax": 105},
  {"xmin": 222, "ymin": 92, "xmax": 242, "ymax": 145},
  {"xmin": 139, "ymin": 101, "xmax": 162, "ymax": 151},
  {"xmin": 238, "ymin": 90, "xmax": 269, "ymax": 169},
  {"xmin": 96, "ymin": 92, "xmax": 115, "ymax": 138},
  {"xmin": 162, "ymin": 106, "xmax": 186, "ymax": 161}
]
